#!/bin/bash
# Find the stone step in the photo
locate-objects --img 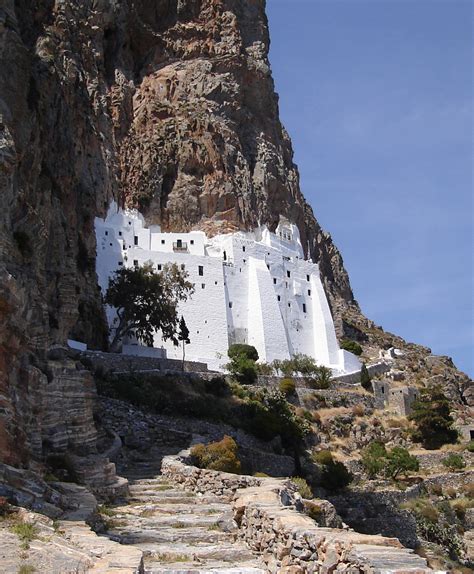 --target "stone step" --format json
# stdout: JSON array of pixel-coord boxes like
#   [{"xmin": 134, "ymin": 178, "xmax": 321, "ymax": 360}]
[
  {"xmin": 111, "ymin": 512, "xmax": 223, "ymax": 529},
  {"xmin": 117, "ymin": 502, "xmax": 230, "ymax": 516},
  {"xmin": 110, "ymin": 525, "xmax": 229, "ymax": 545},
  {"xmin": 146, "ymin": 566, "xmax": 266, "ymax": 574},
  {"xmin": 143, "ymin": 541, "xmax": 258, "ymax": 563}
]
